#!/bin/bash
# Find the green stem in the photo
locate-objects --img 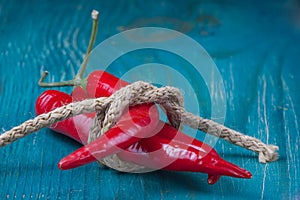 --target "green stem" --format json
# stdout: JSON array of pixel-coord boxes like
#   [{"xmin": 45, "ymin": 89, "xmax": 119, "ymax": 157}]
[
  {"xmin": 74, "ymin": 10, "xmax": 99, "ymax": 82},
  {"xmin": 38, "ymin": 71, "xmax": 76, "ymax": 87},
  {"xmin": 38, "ymin": 10, "xmax": 99, "ymax": 88}
]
